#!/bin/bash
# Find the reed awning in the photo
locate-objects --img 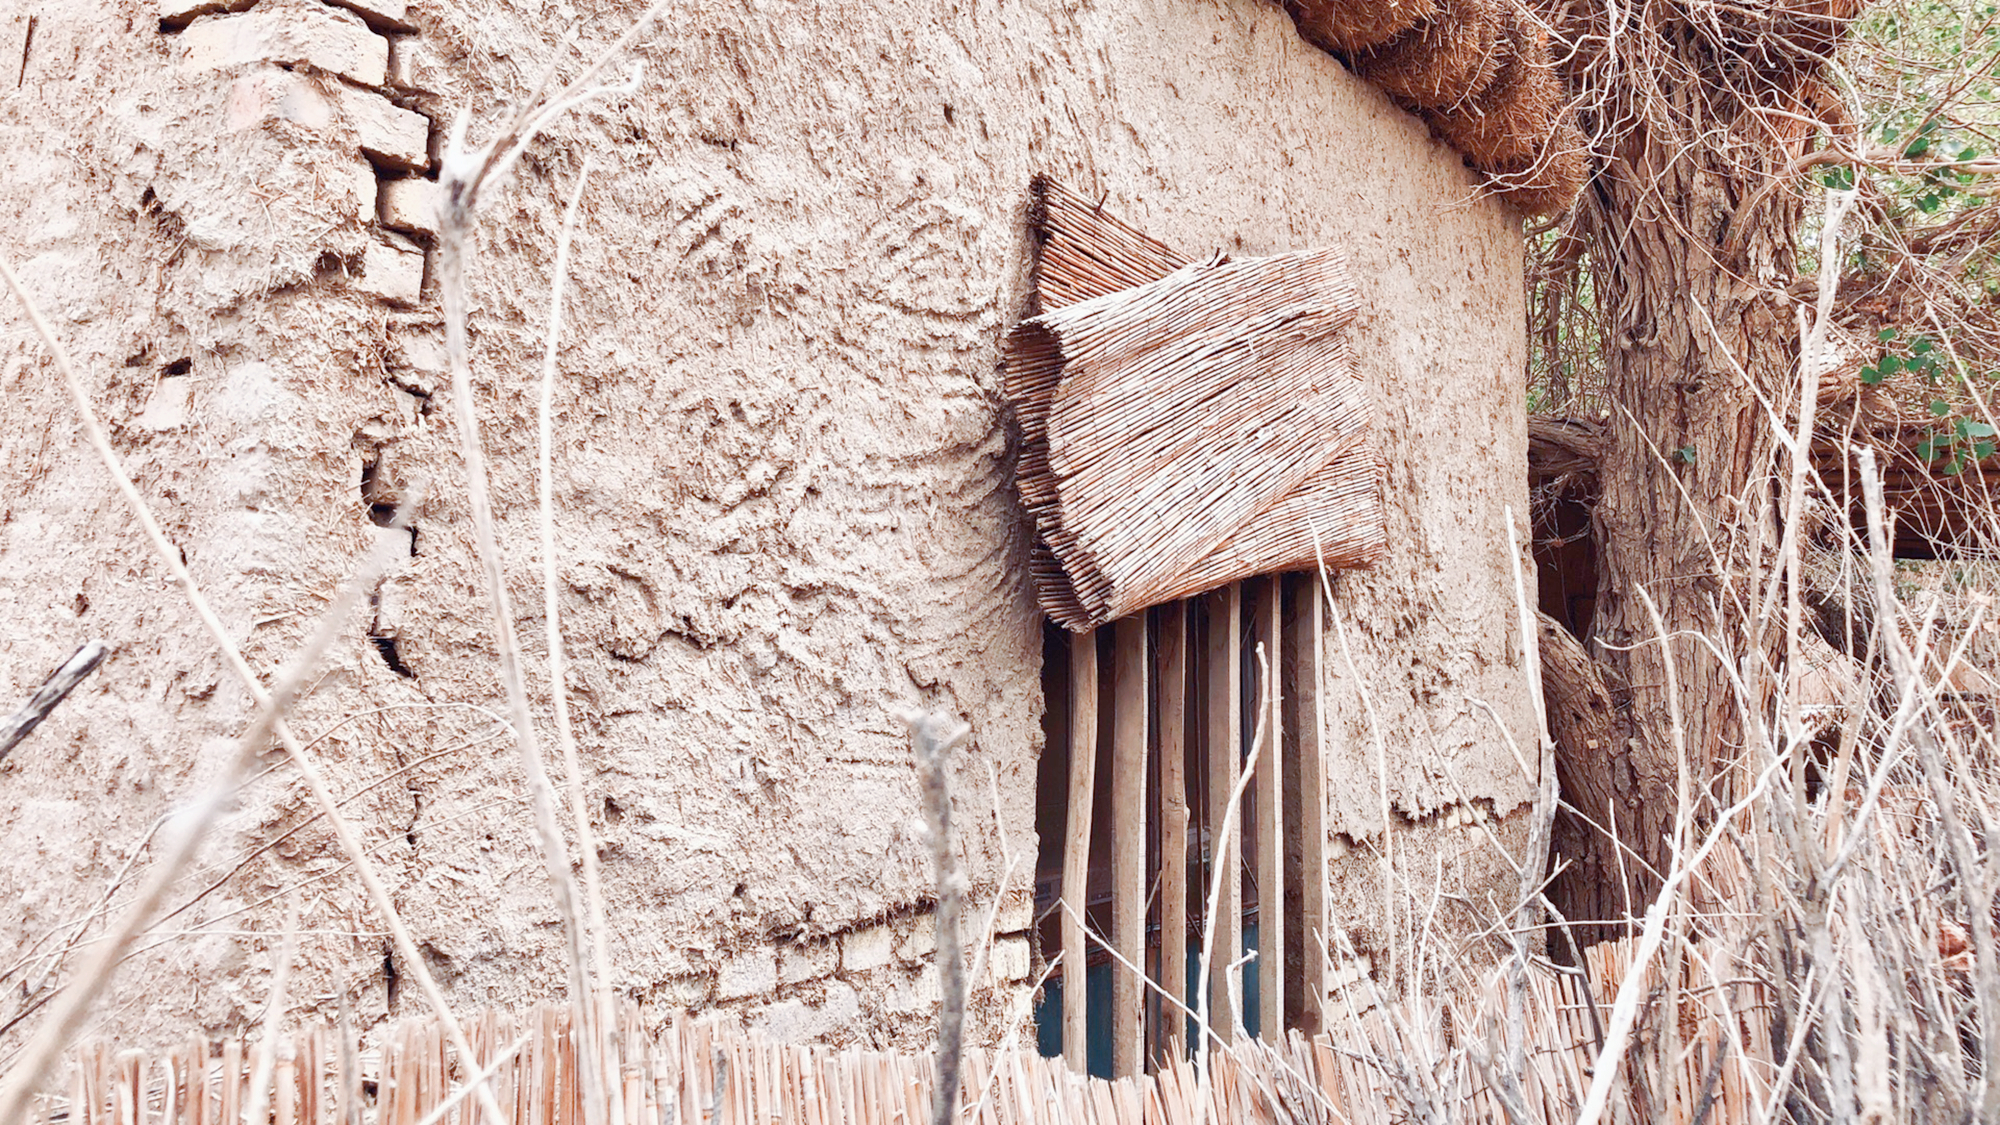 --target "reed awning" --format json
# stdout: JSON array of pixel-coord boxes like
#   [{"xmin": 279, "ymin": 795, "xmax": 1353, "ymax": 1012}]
[{"xmin": 1003, "ymin": 179, "xmax": 1388, "ymax": 630}]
